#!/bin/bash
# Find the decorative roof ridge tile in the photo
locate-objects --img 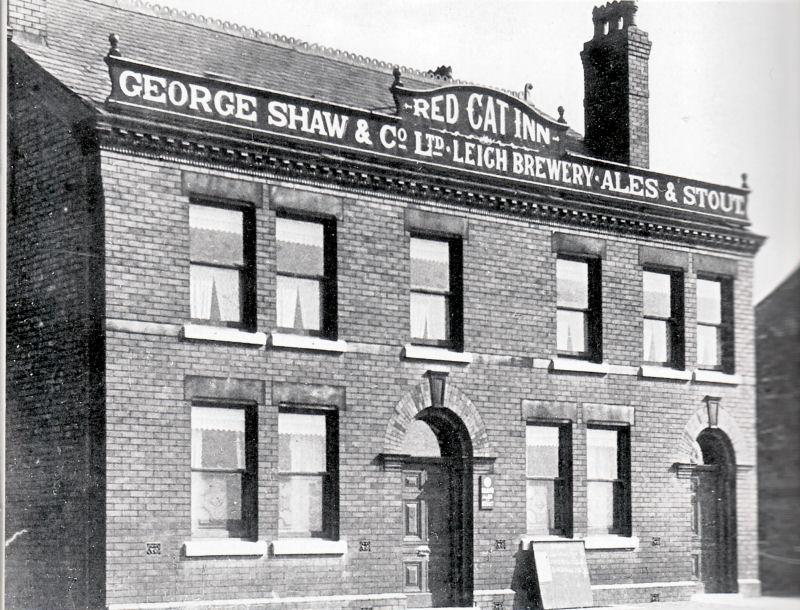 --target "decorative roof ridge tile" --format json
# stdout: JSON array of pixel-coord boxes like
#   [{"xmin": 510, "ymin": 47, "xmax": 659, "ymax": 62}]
[{"xmin": 83, "ymin": 0, "xmax": 543, "ymax": 104}]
